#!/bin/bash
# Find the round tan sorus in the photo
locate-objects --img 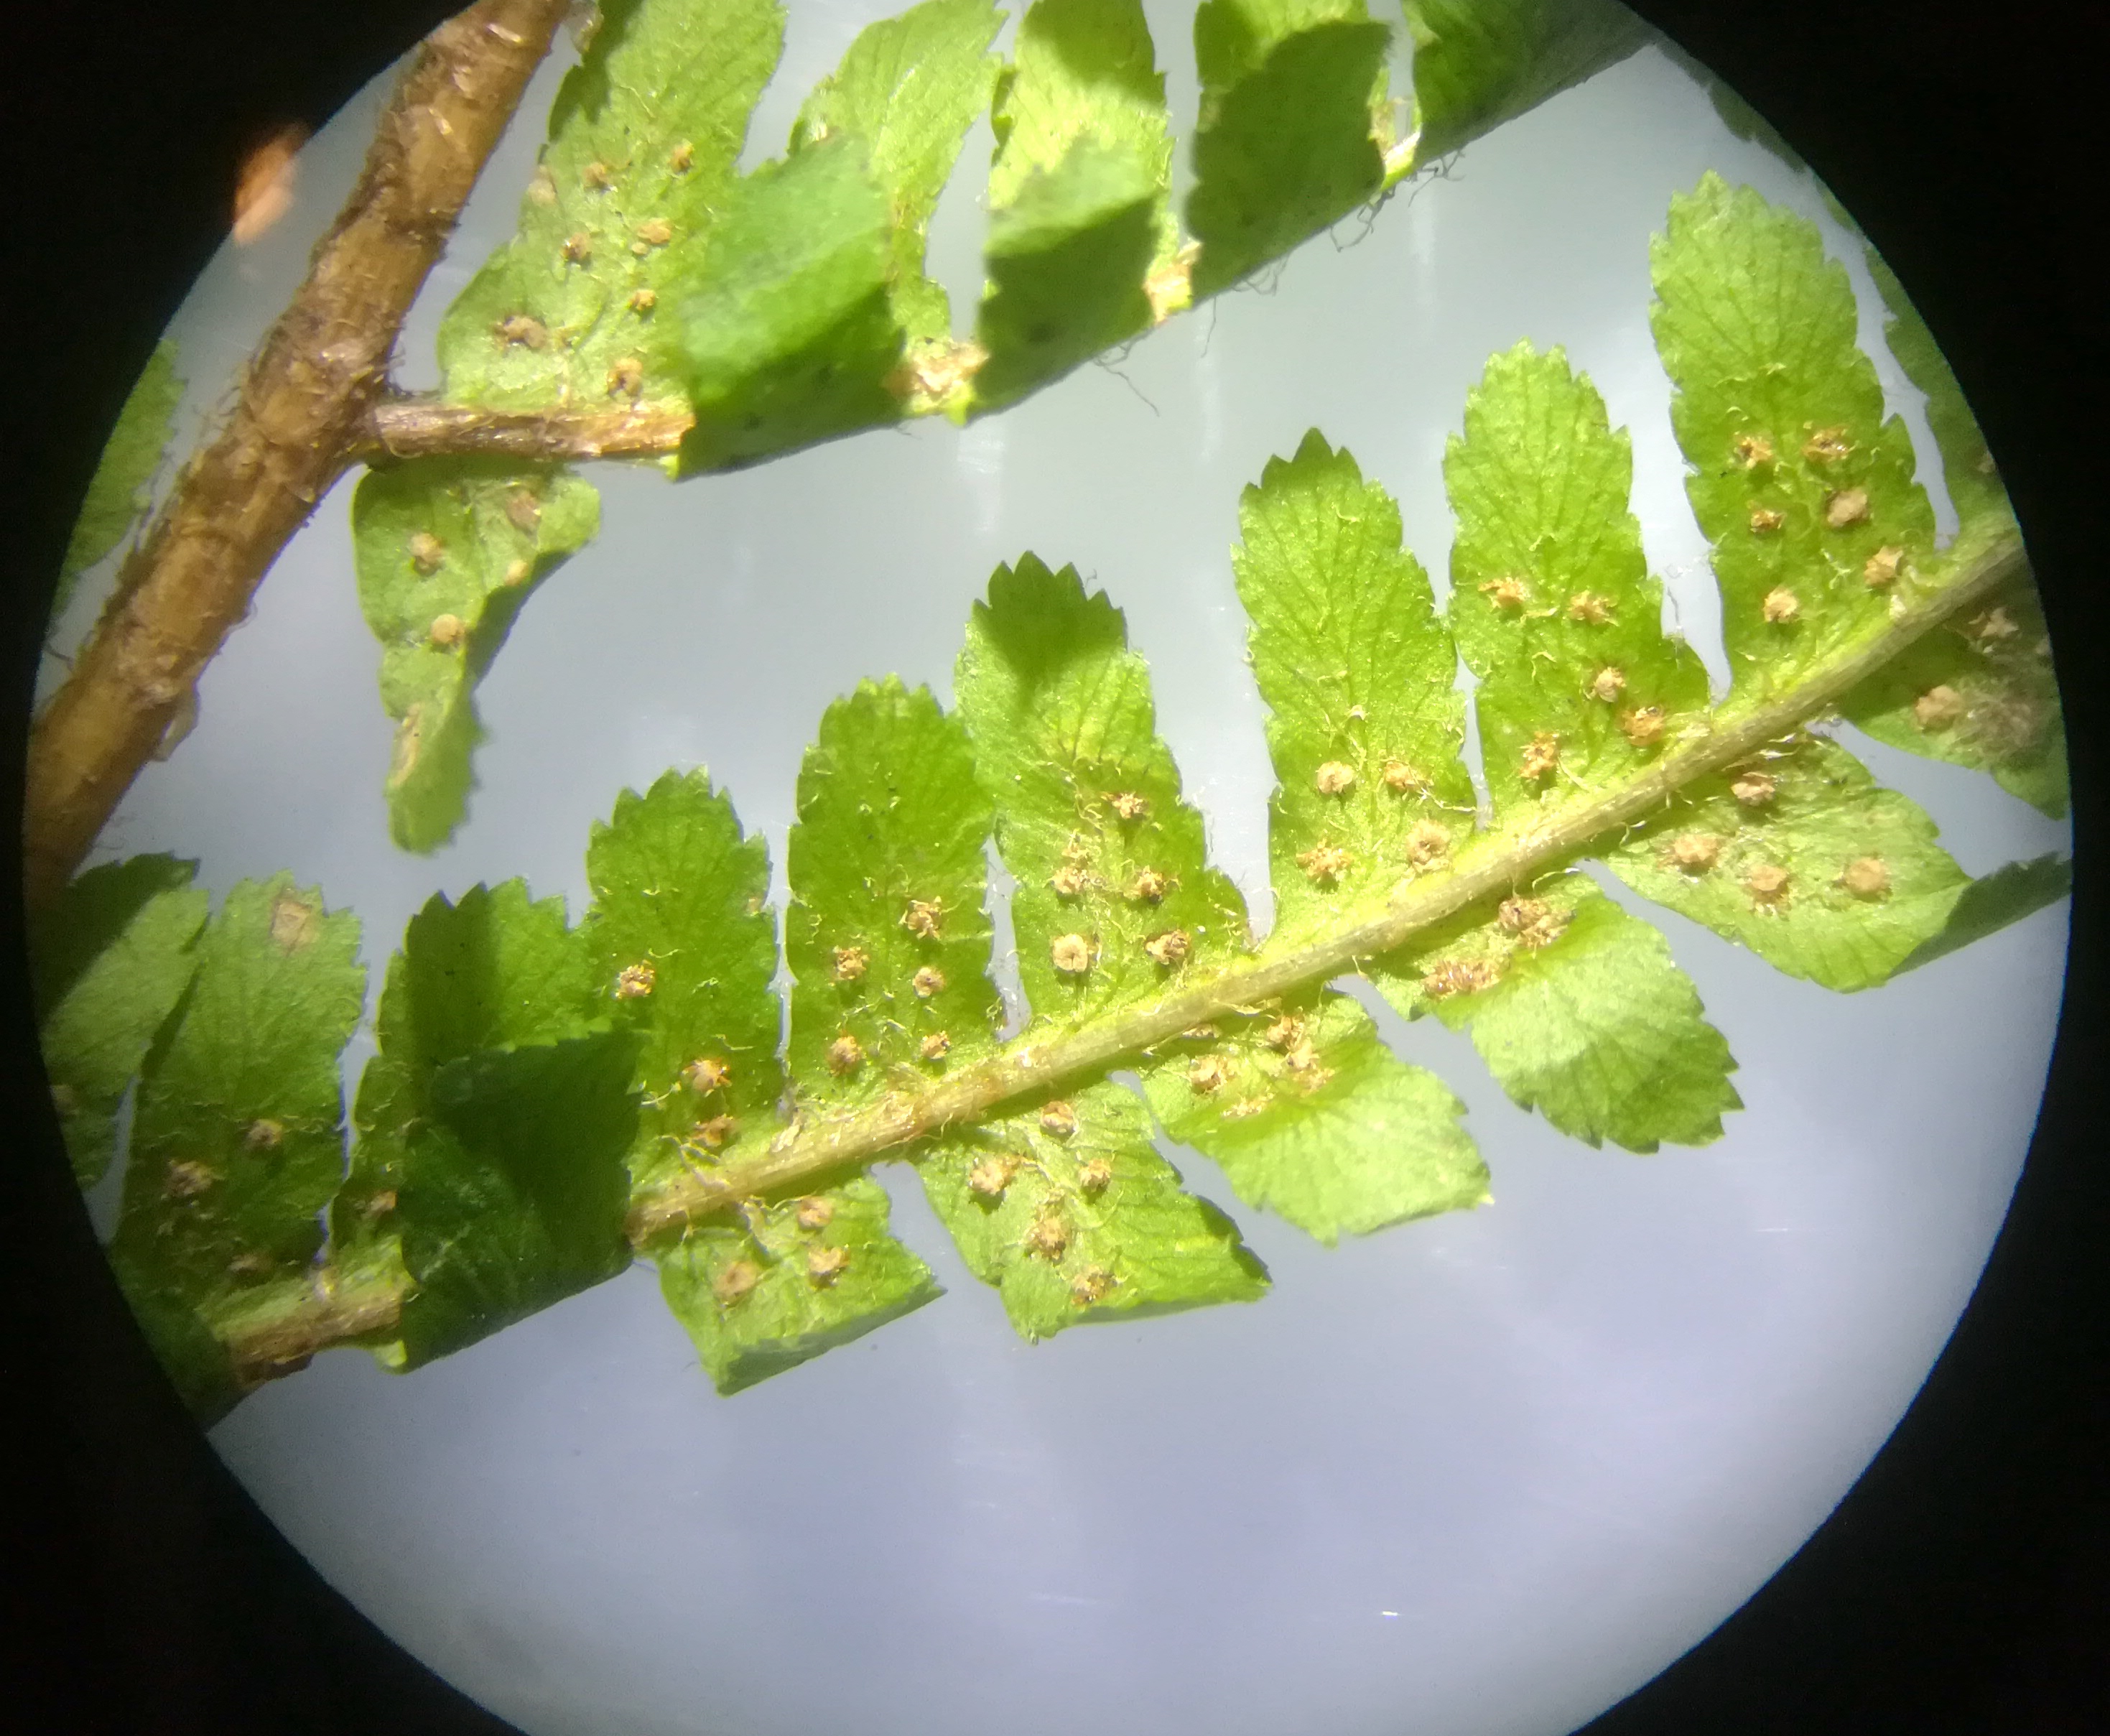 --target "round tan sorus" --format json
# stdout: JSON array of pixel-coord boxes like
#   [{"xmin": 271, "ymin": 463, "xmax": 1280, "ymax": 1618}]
[
  {"xmin": 1730, "ymin": 770, "xmax": 1777, "ymax": 807},
  {"xmin": 1913, "ymin": 684, "xmax": 1967, "ymax": 730},
  {"xmin": 1126, "ymin": 868, "xmax": 1171, "ymax": 904},
  {"xmin": 1840, "ymin": 855, "xmax": 1891, "ymax": 898},
  {"xmin": 1823, "ymin": 487, "xmax": 1872, "ymax": 529},
  {"xmin": 1744, "ymin": 863, "xmax": 1792, "ymax": 905},
  {"xmin": 1262, "ymin": 1014, "xmax": 1305, "ymax": 1052},
  {"xmin": 1023, "ymin": 1212, "xmax": 1071, "ymax": 1261},
  {"xmin": 1144, "ymin": 929, "xmax": 1191, "ymax": 967},
  {"xmin": 1189, "ymin": 1054, "xmax": 1232, "ymax": 1095},
  {"xmin": 1619, "ymin": 705, "xmax": 1666, "ymax": 748},
  {"xmin": 1296, "ymin": 843, "xmax": 1352, "ymax": 885},
  {"xmin": 408, "ymin": 529, "xmax": 446, "ymax": 573},
  {"xmin": 684, "ymin": 1056, "xmax": 731, "ymax": 1092},
  {"xmin": 1382, "ymin": 758, "xmax": 1425, "ymax": 794},
  {"xmin": 1405, "ymin": 819, "xmax": 1451, "ymax": 868},
  {"xmin": 1668, "ymin": 831, "xmax": 1721, "ymax": 873},
  {"xmin": 1051, "ymin": 933, "xmax": 1094, "ymax": 975}
]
